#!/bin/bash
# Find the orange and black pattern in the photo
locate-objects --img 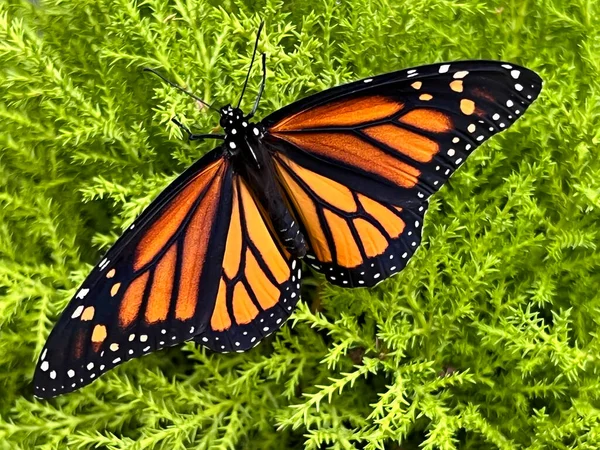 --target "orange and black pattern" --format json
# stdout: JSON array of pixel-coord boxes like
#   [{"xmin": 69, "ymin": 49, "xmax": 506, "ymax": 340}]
[
  {"xmin": 34, "ymin": 57, "xmax": 542, "ymax": 398},
  {"xmin": 33, "ymin": 153, "xmax": 232, "ymax": 397},
  {"xmin": 264, "ymin": 61, "xmax": 542, "ymax": 285},
  {"xmin": 194, "ymin": 175, "xmax": 301, "ymax": 352},
  {"xmin": 274, "ymin": 154, "xmax": 426, "ymax": 286}
]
